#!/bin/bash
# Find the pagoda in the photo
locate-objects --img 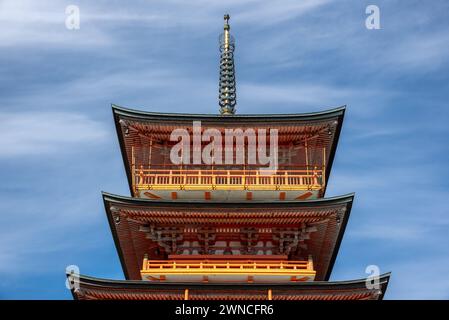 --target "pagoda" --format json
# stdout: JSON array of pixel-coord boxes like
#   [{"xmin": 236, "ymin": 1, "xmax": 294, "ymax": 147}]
[{"xmin": 68, "ymin": 15, "xmax": 390, "ymax": 300}]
